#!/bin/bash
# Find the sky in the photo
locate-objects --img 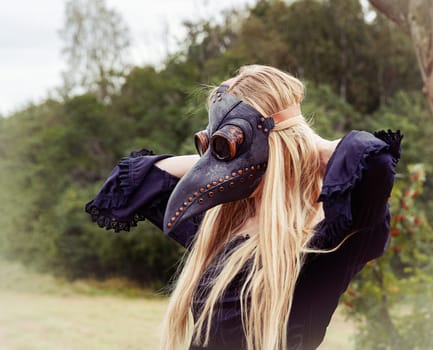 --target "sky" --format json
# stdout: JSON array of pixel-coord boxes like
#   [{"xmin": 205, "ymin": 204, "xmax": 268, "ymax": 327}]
[{"xmin": 0, "ymin": 0, "xmax": 256, "ymax": 116}]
